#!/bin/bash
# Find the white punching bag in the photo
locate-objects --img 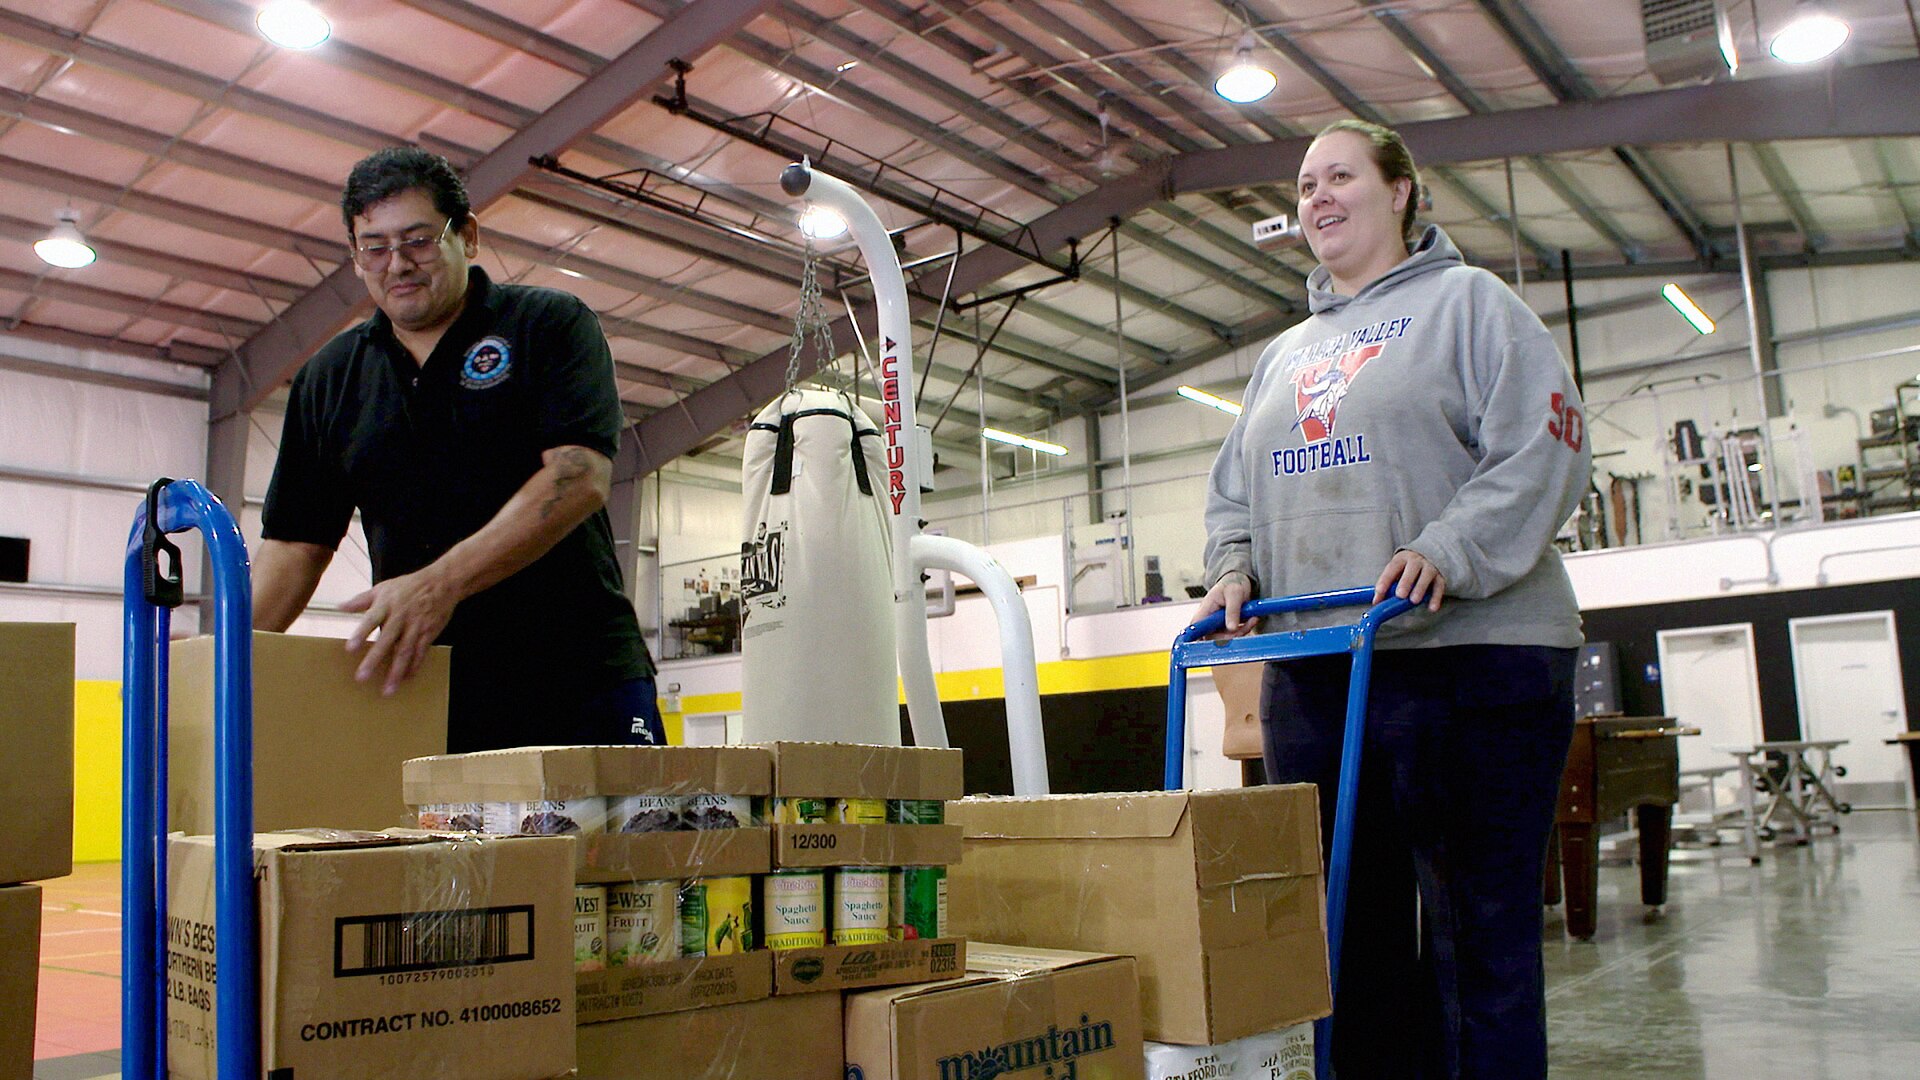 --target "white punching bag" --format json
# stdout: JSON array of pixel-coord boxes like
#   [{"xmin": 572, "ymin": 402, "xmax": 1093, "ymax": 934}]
[{"xmin": 739, "ymin": 388, "xmax": 900, "ymax": 744}]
